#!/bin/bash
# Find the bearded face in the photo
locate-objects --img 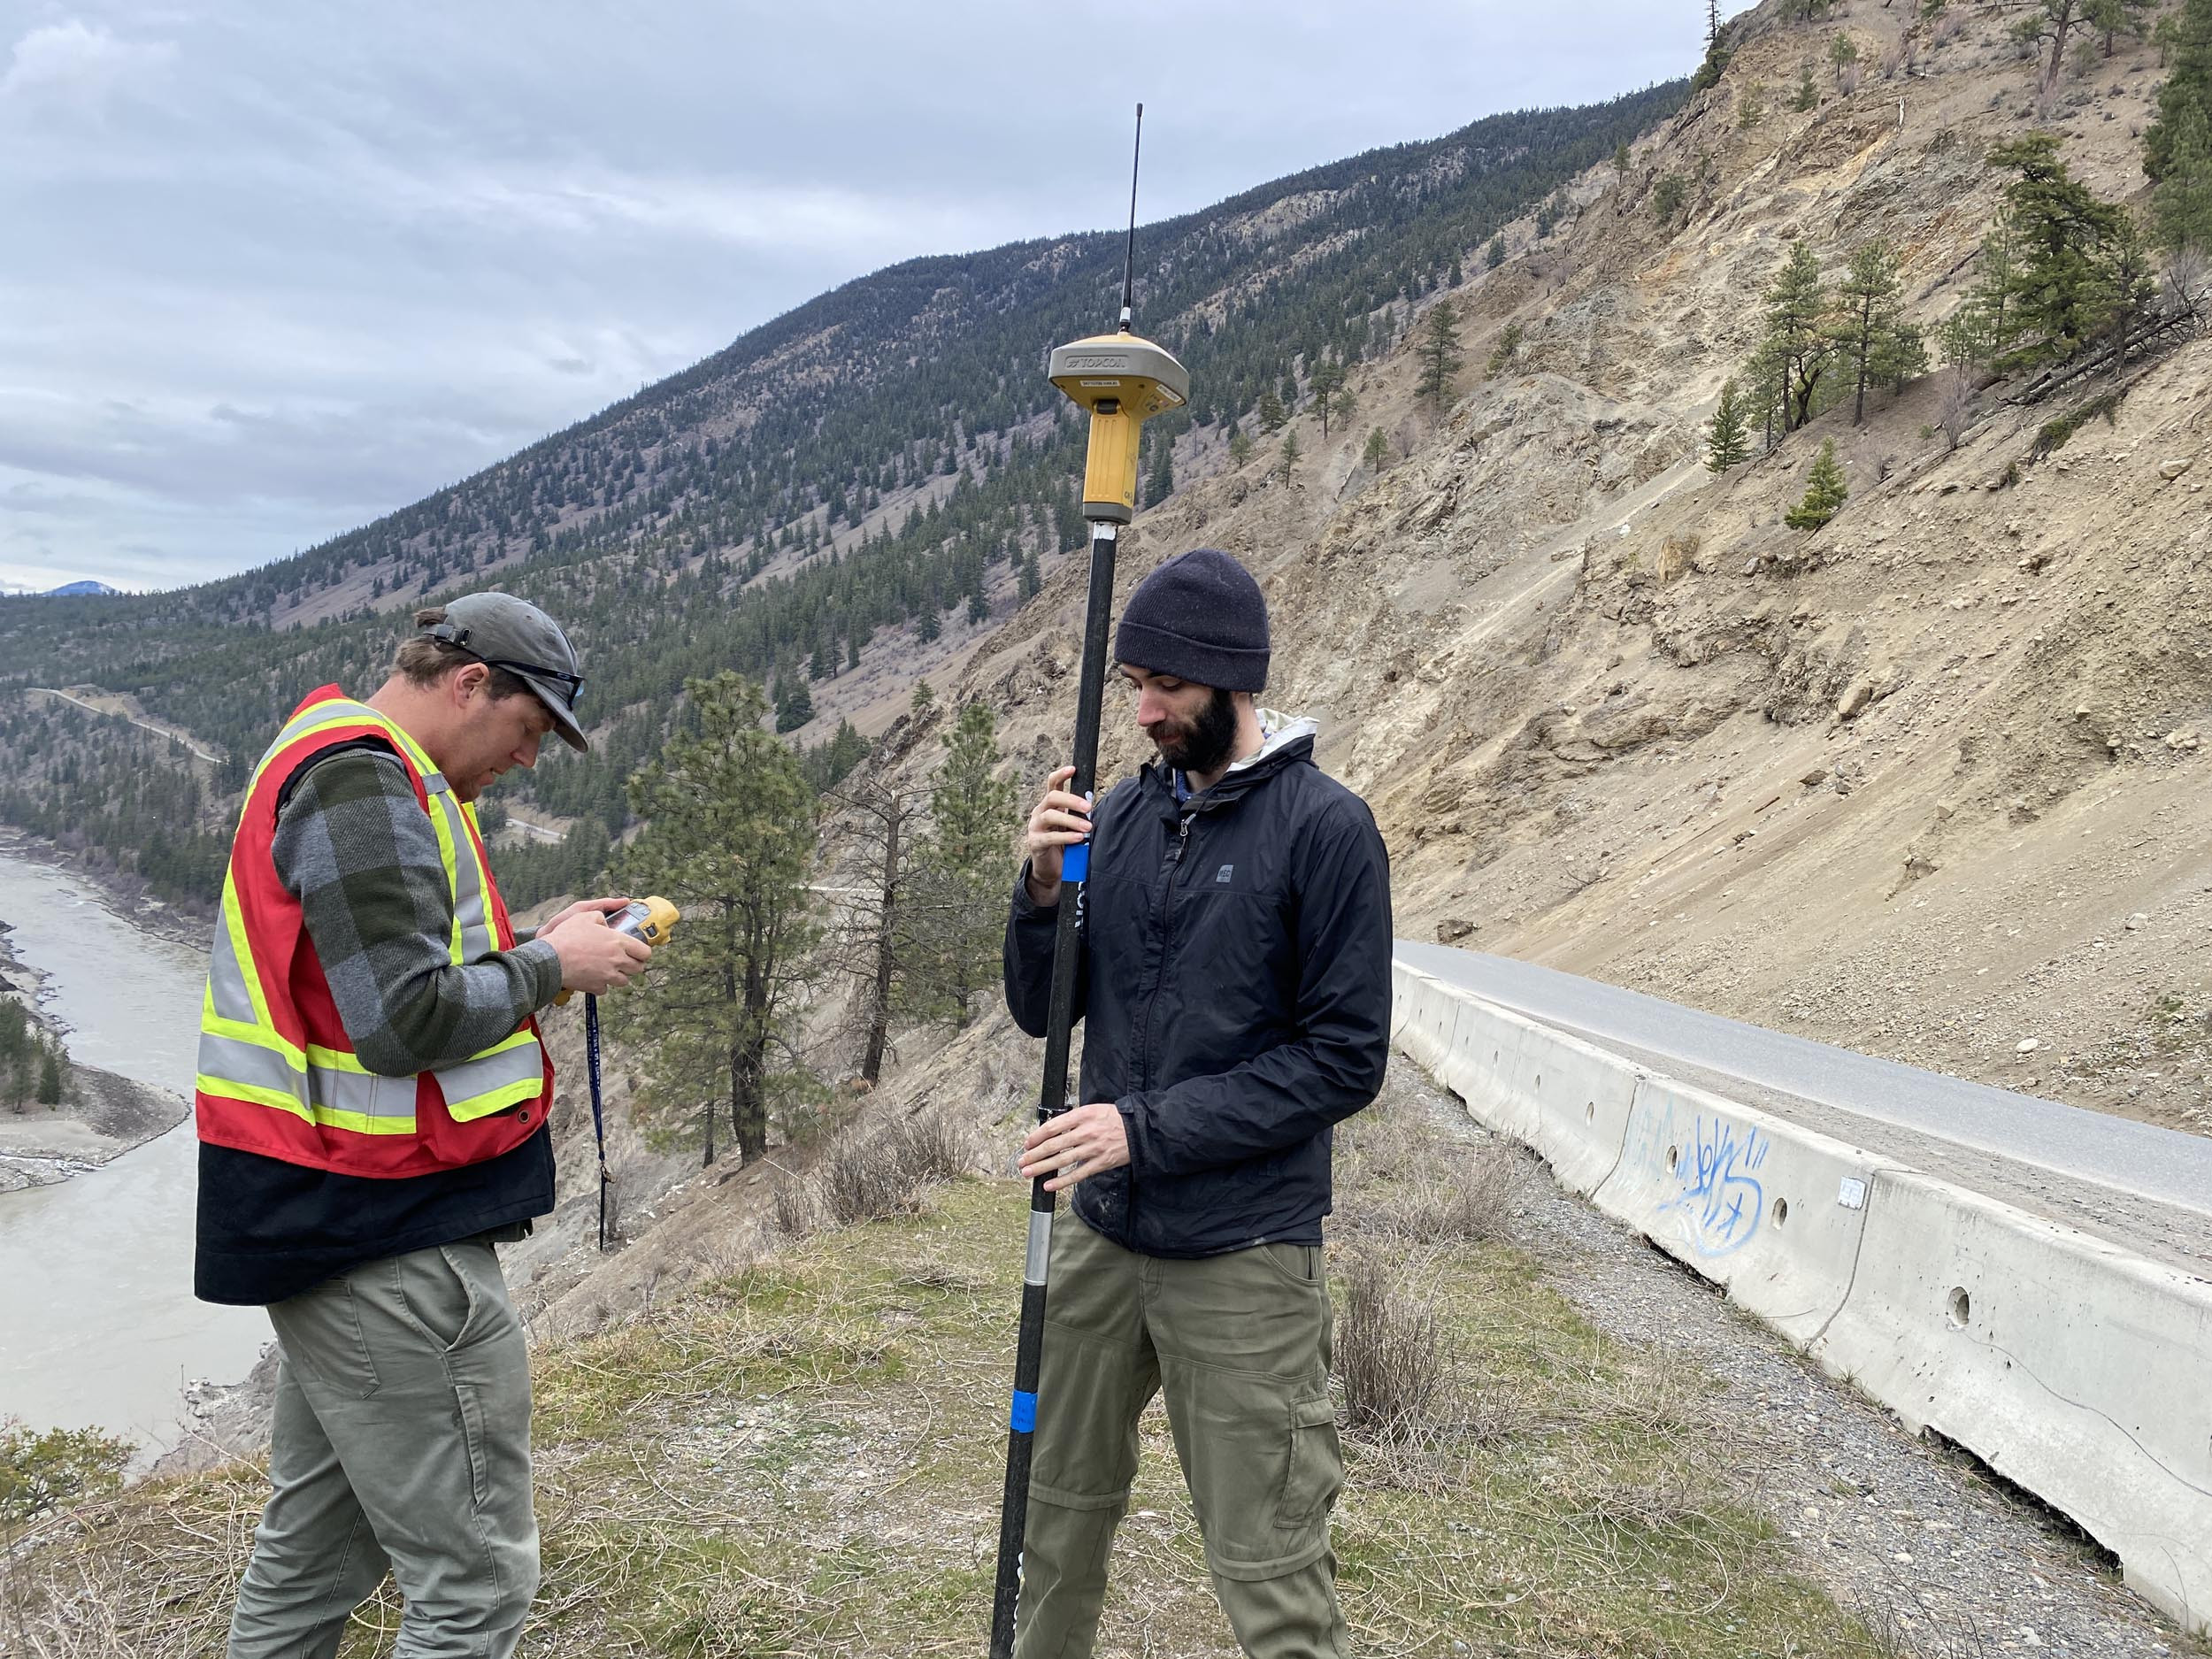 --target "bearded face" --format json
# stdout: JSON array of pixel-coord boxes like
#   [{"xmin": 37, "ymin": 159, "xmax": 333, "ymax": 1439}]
[{"xmin": 1148, "ymin": 685, "xmax": 1240, "ymax": 776}]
